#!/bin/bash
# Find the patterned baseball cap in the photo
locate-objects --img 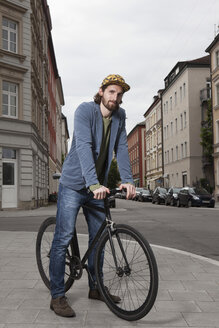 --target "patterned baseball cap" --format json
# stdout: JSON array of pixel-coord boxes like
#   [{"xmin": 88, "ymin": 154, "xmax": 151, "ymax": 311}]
[{"xmin": 101, "ymin": 74, "xmax": 130, "ymax": 92}]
